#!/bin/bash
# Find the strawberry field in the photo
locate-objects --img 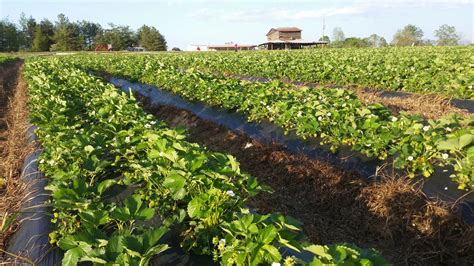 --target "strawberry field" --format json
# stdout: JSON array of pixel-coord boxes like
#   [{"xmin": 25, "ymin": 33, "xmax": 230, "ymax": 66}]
[
  {"xmin": 2, "ymin": 49, "xmax": 474, "ymax": 265},
  {"xmin": 66, "ymin": 53, "xmax": 474, "ymax": 190},
  {"xmin": 145, "ymin": 47, "xmax": 474, "ymax": 99}
]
